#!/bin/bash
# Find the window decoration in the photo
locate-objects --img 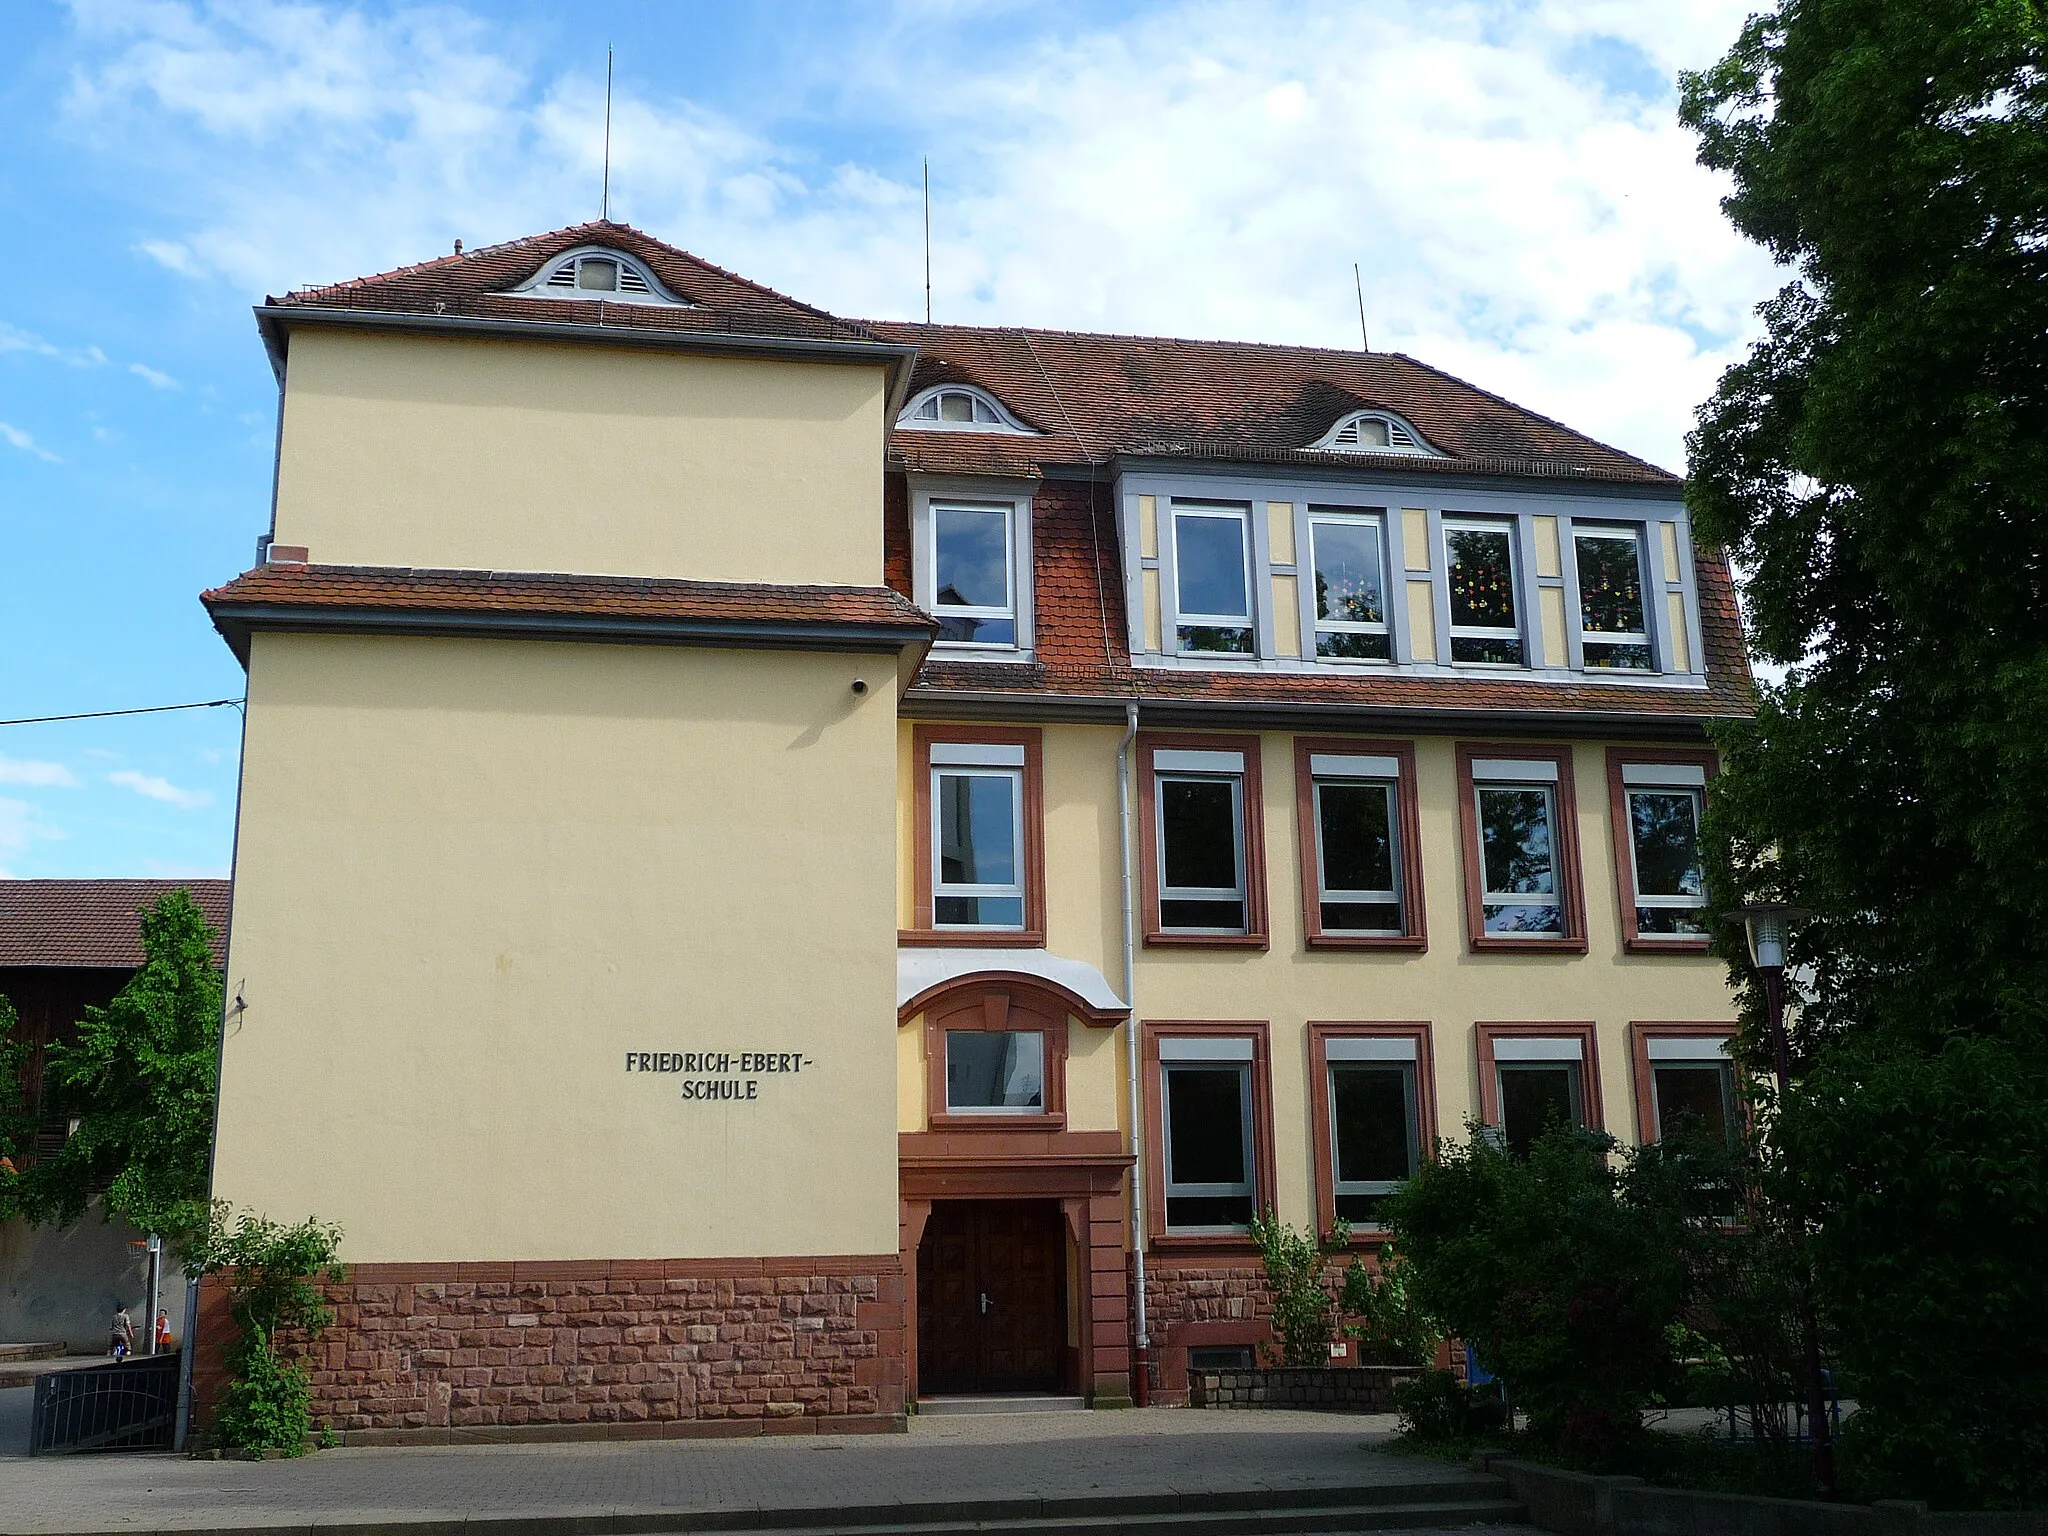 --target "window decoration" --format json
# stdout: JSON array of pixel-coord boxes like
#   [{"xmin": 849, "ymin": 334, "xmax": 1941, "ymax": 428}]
[
  {"xmin": 1475, "ymin": 1023, "xmax": 1603, "ymax": 1156},
  {"xmin": 1172, "ymin": 503, "xmax": 1255, "ymax": 654},
  {"xmin": 1443, "ymin": 519, "xmax": 1524, "ymax": 664},
  {"xmin": 1574, "ymin": 527, "xmax": 1654, "ymax": 670},
  {"xmin": 1456, "ymin": 745, "xmax": 1586, "ymax": 954},
  {"xmin": 1309, "ymin": 512, "xmax": 1391, "ymax": 660},
  {"xmin": 1142, "ymin": 1024, "xmax": 1276, "ymax": 1243},
  {"xmin": 944, "ymin": 1030, "xmax": 1045, "ymax": 1114},
  {"xmin": 932, "ymin": 502, "xmax": 1016, "ymax": 647},
  {"xmin": 931, "ymin": 744, "xmax": 1026, "ymax": 930},
  {"xmin": 1139, "ymin": 736, "xmax": 1268, "ymax": 948},
  {"xmin": 1606, "ymin": 751, "xmax": 1717, "ymax": 951},
  {"xmin": 1308, "ymin": 410, "xmax": 1439, "ymax": 456},
  {"xmin": 1627, "ymin": 1024, "xmax": 1739, "ymax": 1146},
  {"xmin": 898, "ymin": 385, "xmax": 1036, "ymax": 434},
  {"xmin": 908, "ymin": 727, "xmax": 1046, "ymax": 946},
  {"xmin": 1295, "ymin": 741, "xmax": 1426, "ymax": 950},
  {"xmin": 515, "ymin": 247, "xmax": 684, "ymax": 305}
]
